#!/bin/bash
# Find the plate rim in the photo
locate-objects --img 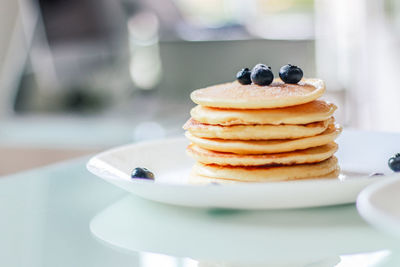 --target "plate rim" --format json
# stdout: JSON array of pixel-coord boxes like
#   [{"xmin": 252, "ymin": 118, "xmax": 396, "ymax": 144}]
[
  {"xmin": 86, "ymin": 134, "xmax": 395, "ymax": 209},
  {"xmin": 357, "ymin": 176, "xmax": 400, "ymax": 235},
  {"xmin": 87, "ymin": 136, "xmax": 386, "ymax": 189}
]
